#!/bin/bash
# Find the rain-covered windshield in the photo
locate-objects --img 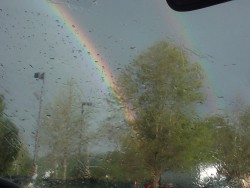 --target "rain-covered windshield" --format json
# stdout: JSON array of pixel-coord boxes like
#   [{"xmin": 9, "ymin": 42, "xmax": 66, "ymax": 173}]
[{"xmin": 1, "ymin": 0, "xmax": 250, "ymax": 188}]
